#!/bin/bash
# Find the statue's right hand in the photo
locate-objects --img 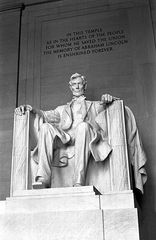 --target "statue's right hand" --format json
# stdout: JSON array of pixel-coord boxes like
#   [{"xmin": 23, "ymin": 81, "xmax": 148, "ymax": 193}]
[{"xmin": 15, "ymin": 105, "xmax": 33, "ymax": 115}]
